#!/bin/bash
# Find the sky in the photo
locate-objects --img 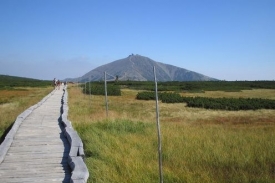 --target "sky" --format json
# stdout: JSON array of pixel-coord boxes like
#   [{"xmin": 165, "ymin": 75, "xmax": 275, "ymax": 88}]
[{"xmin": 0, "ymin": 0, "xmax": 274, "ymax": 81}]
